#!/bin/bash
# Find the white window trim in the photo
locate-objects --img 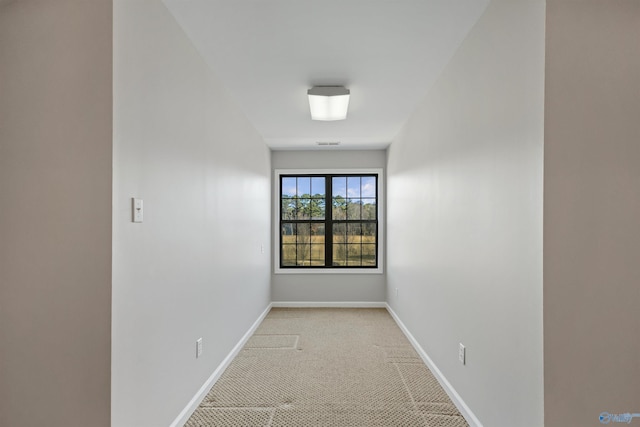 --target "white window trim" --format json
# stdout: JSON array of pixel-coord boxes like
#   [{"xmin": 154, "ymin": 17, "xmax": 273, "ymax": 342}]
[{"xmin": 274, "ymin": 168, "xmax": 384, "ymax": 275}]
